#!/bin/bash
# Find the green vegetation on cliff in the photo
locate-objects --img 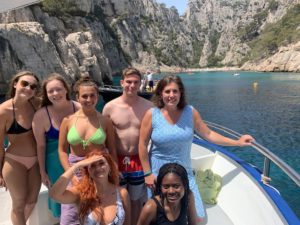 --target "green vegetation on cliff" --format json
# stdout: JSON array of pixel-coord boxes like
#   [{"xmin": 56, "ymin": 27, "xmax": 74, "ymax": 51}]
[
  {"xmin": 42, "ymin": 0, "xmax": 81, "ymax": 17},
  {"xmin": 248, "ymin": 4, "xmax": 300, "ymax": 60},
  {"xmin": 207, "ymin": 30, "xmax": 223, "ymax": 67}
]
